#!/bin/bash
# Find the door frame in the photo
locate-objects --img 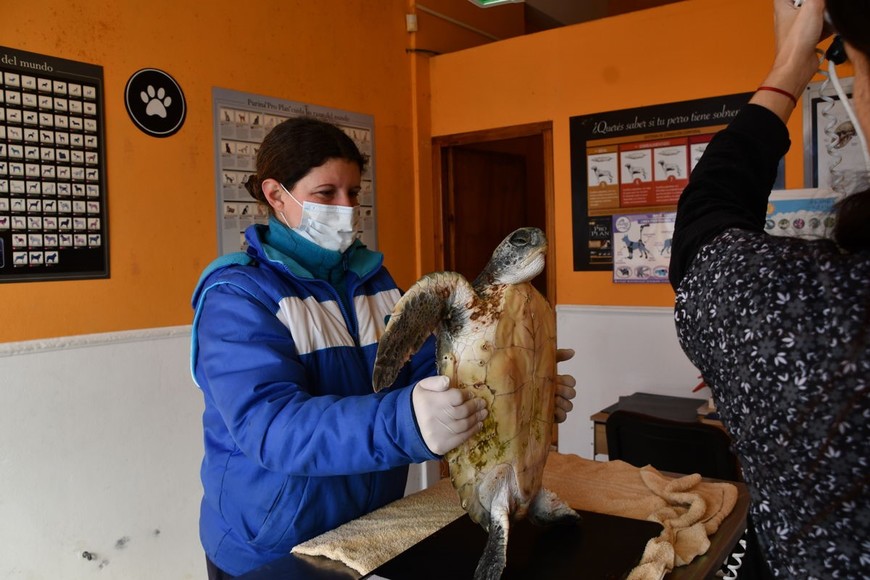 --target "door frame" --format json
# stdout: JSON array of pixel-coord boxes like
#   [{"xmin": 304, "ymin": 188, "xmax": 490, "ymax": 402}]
[{"xmin": 432, "ymin": 122, "xmax": 556, "ymax": 304}]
